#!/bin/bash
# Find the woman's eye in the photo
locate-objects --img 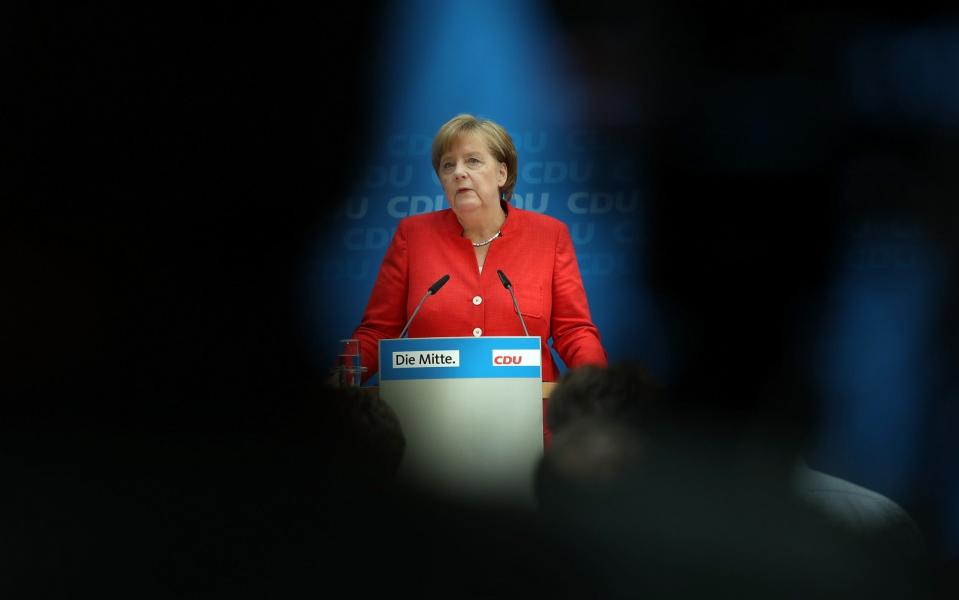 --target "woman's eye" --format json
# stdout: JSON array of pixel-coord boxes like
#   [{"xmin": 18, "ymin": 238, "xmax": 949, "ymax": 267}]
[{"xmin": 467, "ymin": 157, "xmax": 481, "ymax": 165}]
